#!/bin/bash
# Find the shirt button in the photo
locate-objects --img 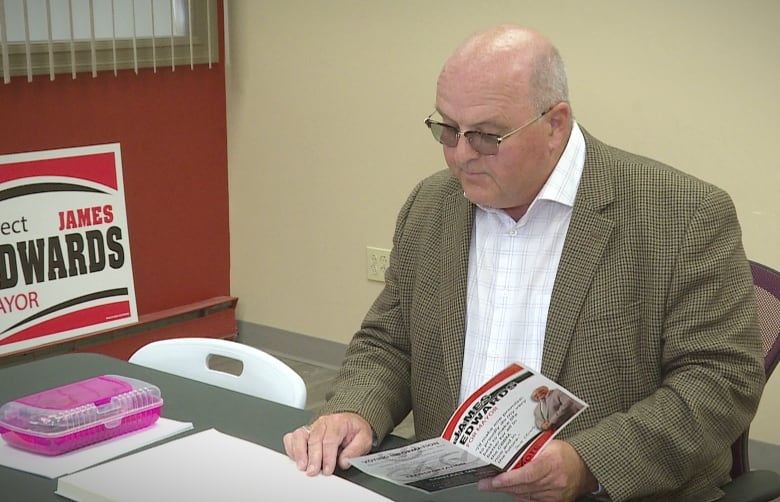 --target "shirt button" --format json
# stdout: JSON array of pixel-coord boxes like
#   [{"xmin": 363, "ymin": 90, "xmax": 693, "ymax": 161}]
[{"xmin": 508, "ymin": 229, "xmax": 517, "ymax": 236}]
